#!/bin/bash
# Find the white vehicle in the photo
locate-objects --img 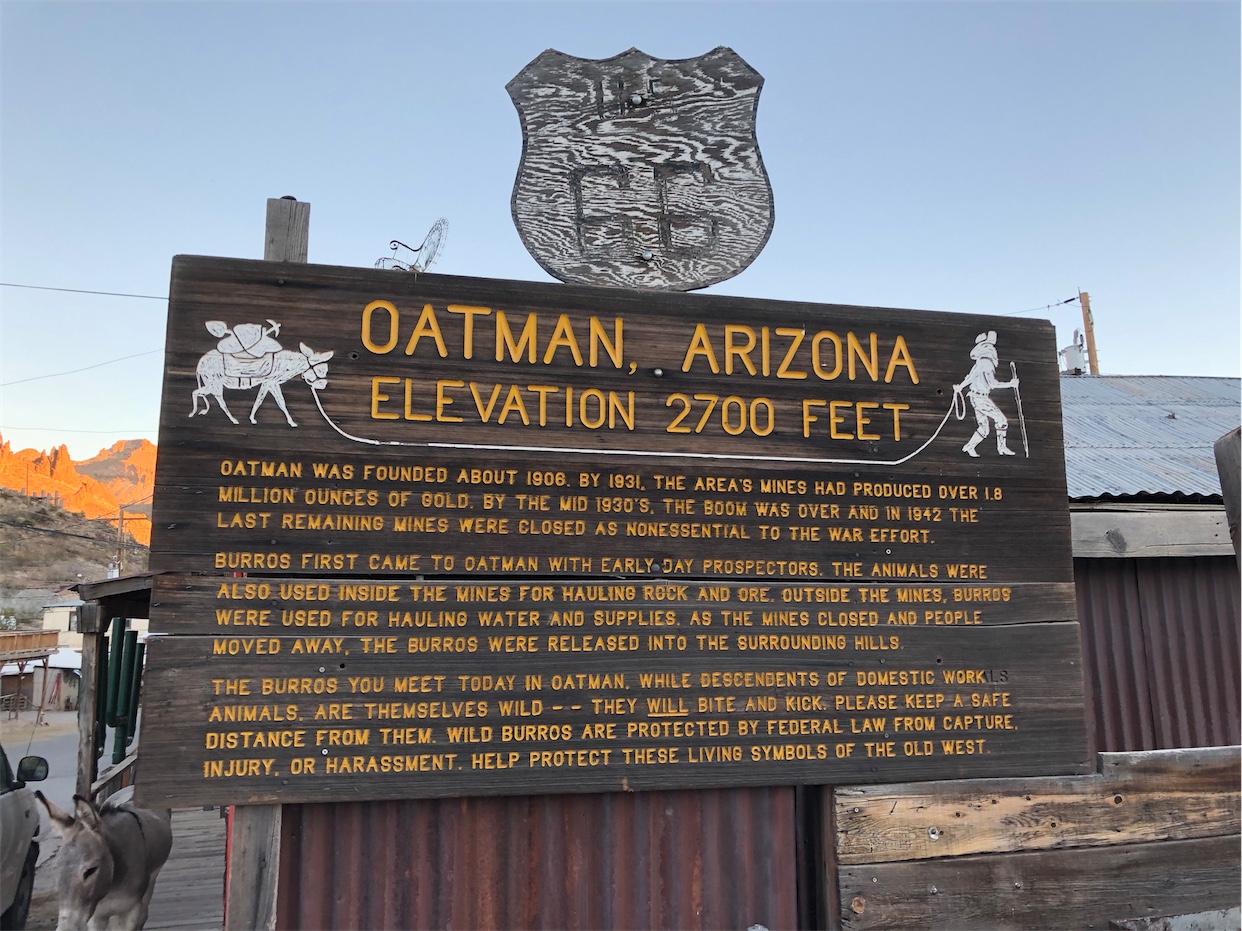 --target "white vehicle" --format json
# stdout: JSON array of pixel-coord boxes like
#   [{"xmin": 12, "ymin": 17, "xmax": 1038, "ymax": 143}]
[{"xmin": 0, "ymin": 744, "xmax": 47, "ymax": 930}]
